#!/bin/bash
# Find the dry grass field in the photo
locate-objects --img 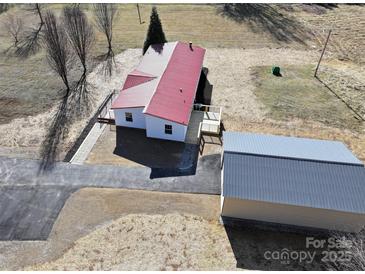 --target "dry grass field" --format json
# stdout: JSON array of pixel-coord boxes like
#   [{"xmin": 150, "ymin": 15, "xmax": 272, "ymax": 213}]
[{"xmin": 0, "ymin": 4, "xmax": 364, "ymax": 161}]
